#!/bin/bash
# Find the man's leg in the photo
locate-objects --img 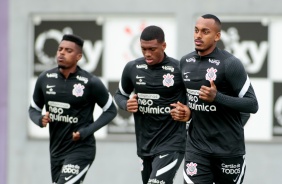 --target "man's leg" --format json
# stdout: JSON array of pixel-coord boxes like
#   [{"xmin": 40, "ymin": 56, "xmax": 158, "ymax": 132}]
[
  {"xmin": 55, "ymin": 152, "xmax": 94, "ymax": 184},
  {"xmin": 140, "ymin": 156, "xmax": 153, "ymax": 184},
  {"xmin": 50, "ymin": 158, "xmax": 64, "ymax": 184},
  {"xmin": 213, "ymin": 155, "xmax": 246, "ymax": 184},
  {"xmin": 183, "ymin": 151, "xmax": 213, "ymax": 184},
  {"xmin": 148, "ymin": 152, "xmax": 184, "ymax": 184}
]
